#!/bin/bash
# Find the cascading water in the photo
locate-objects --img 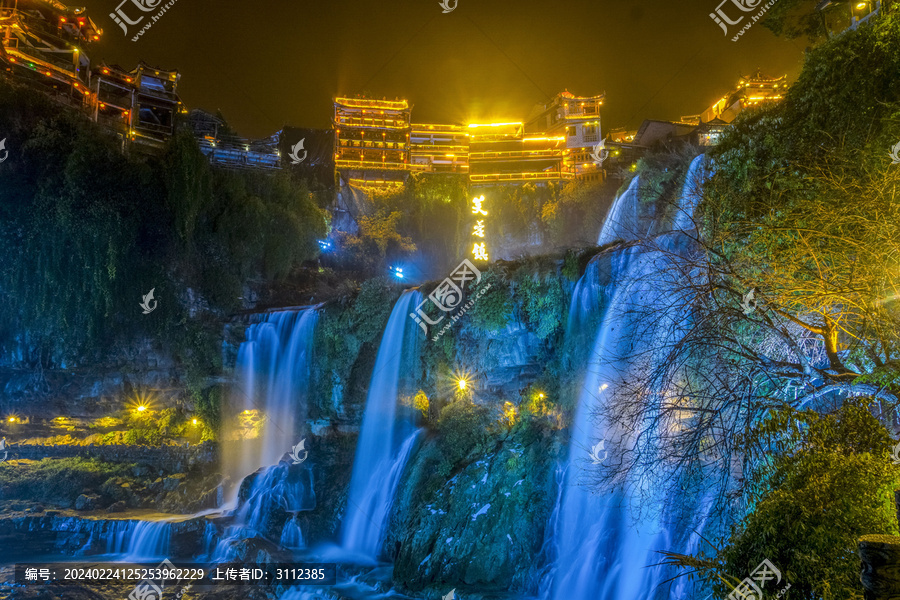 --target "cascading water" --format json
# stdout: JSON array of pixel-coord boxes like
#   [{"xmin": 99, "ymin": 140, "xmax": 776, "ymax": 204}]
[
  {"xmin": 544, "ymin": 155, "xmax": 714, "ymax": 600},
  {"xmin": 340, "ymin": 290, "xmax": 423, "ymax": 559},
  {"xmin": 208, "ymin": 307, "xmax": 319, "ymax": 559},
  {"xmin": 225, "ymin": 308, "xmax": 319, "ymax": 487},
  {"xmin": 597, "ymin": 175, "xmax": 641, "ymax": 246}
]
